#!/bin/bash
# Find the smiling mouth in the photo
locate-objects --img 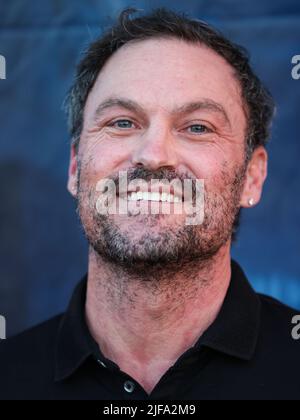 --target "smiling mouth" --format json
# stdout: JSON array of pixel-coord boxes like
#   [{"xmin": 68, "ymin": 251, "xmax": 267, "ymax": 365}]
[{"xmin": 125, "ymin": 191, "xmax": 181, "ymax": 203}]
